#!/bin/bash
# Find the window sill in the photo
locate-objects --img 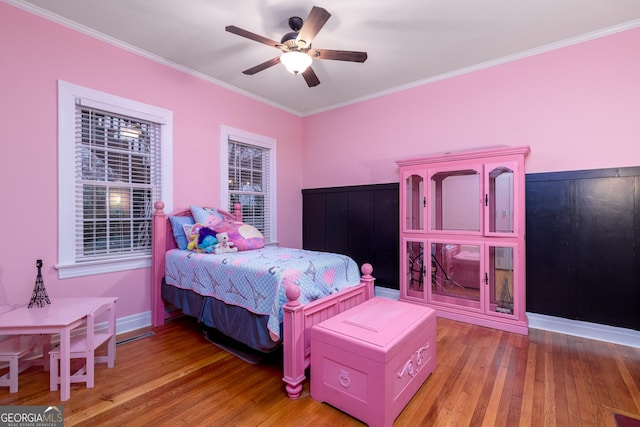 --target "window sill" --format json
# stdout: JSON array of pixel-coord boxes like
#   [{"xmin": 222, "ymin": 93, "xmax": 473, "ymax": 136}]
[{"xmin": 55, "ymin": 256, "xmax": 151, "ymax": 279}]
